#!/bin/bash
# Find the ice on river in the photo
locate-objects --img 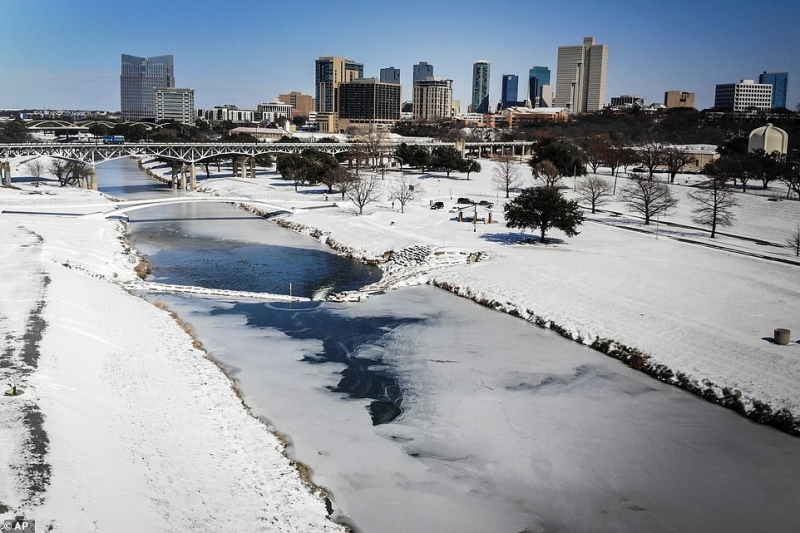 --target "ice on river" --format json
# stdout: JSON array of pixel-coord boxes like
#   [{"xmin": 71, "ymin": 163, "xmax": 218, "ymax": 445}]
[{"xmin": 157, "ymin": 285, "xmax": 800, "ymax": 533}]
